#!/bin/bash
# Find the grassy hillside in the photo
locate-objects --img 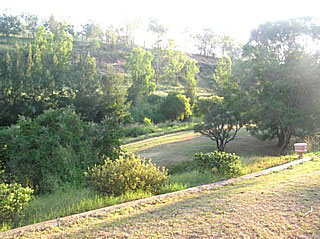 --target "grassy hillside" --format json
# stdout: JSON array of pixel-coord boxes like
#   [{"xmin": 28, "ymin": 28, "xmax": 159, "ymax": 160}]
[
  {"xmin": 0, "ymin": 36, "xmax": 217, "ymax": 96},
  {"xmin": 6, "ymin": 157, "xmax": 319, "ymax": 238}
]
